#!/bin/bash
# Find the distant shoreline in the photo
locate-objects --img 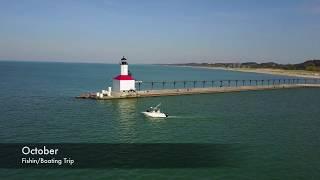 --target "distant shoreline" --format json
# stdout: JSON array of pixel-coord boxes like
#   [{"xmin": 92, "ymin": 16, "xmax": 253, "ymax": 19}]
[{"xmin": 166, "ymin": 65, "xmax": 320, "ymax": 79}]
